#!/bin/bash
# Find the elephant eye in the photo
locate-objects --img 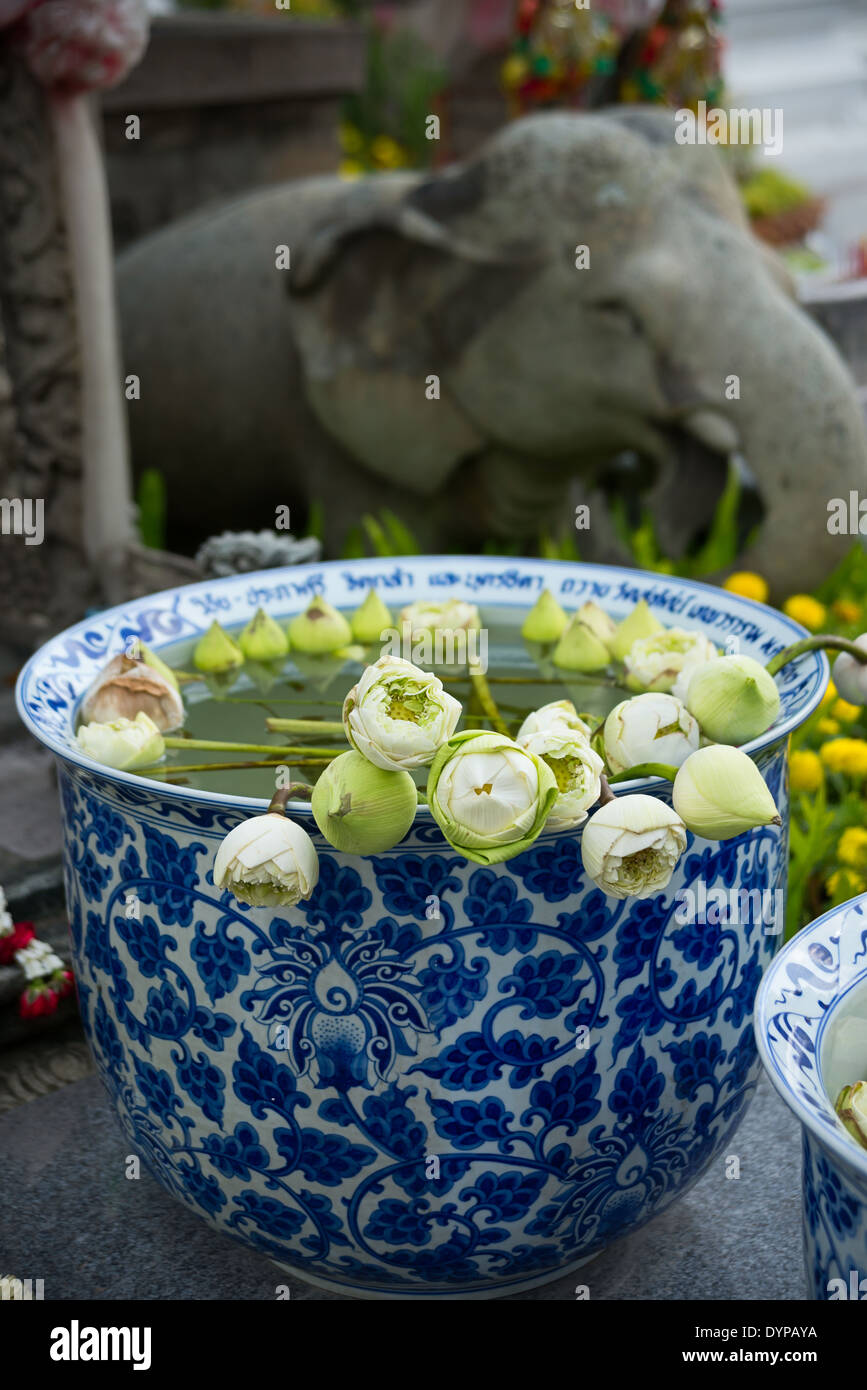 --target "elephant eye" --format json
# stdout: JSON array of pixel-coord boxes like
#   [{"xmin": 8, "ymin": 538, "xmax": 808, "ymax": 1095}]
[{"xmin": 591, "ymin": 300, "xmax": 644, "ymax": 336}]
